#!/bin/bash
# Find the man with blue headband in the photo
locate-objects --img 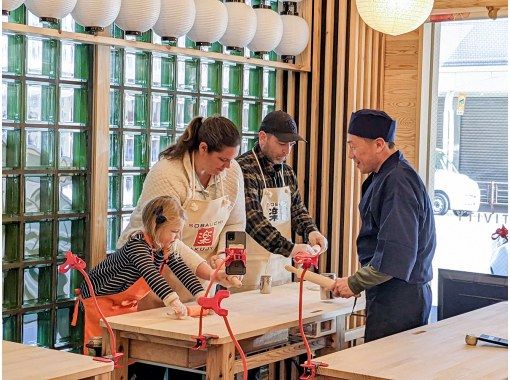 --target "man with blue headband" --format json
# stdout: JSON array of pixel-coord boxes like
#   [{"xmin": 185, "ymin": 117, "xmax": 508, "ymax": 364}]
[{"xmin": 331, "ymin": 109, "xmax": 436, "ymax": 342}]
